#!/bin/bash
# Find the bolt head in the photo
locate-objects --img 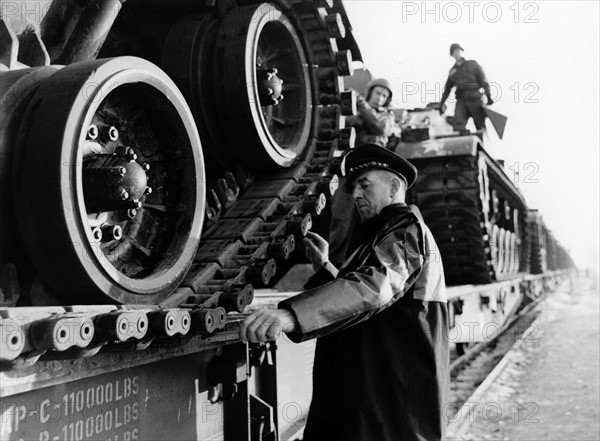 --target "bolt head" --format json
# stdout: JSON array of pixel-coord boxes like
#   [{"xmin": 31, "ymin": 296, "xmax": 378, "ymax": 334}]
[
  {"xmin": 109, "ymin": 127, "xmax": 119, "ymax": 141},
  {"xmin": 87, "ymin": 125, "xmax": 99, "ymax": 140}
]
